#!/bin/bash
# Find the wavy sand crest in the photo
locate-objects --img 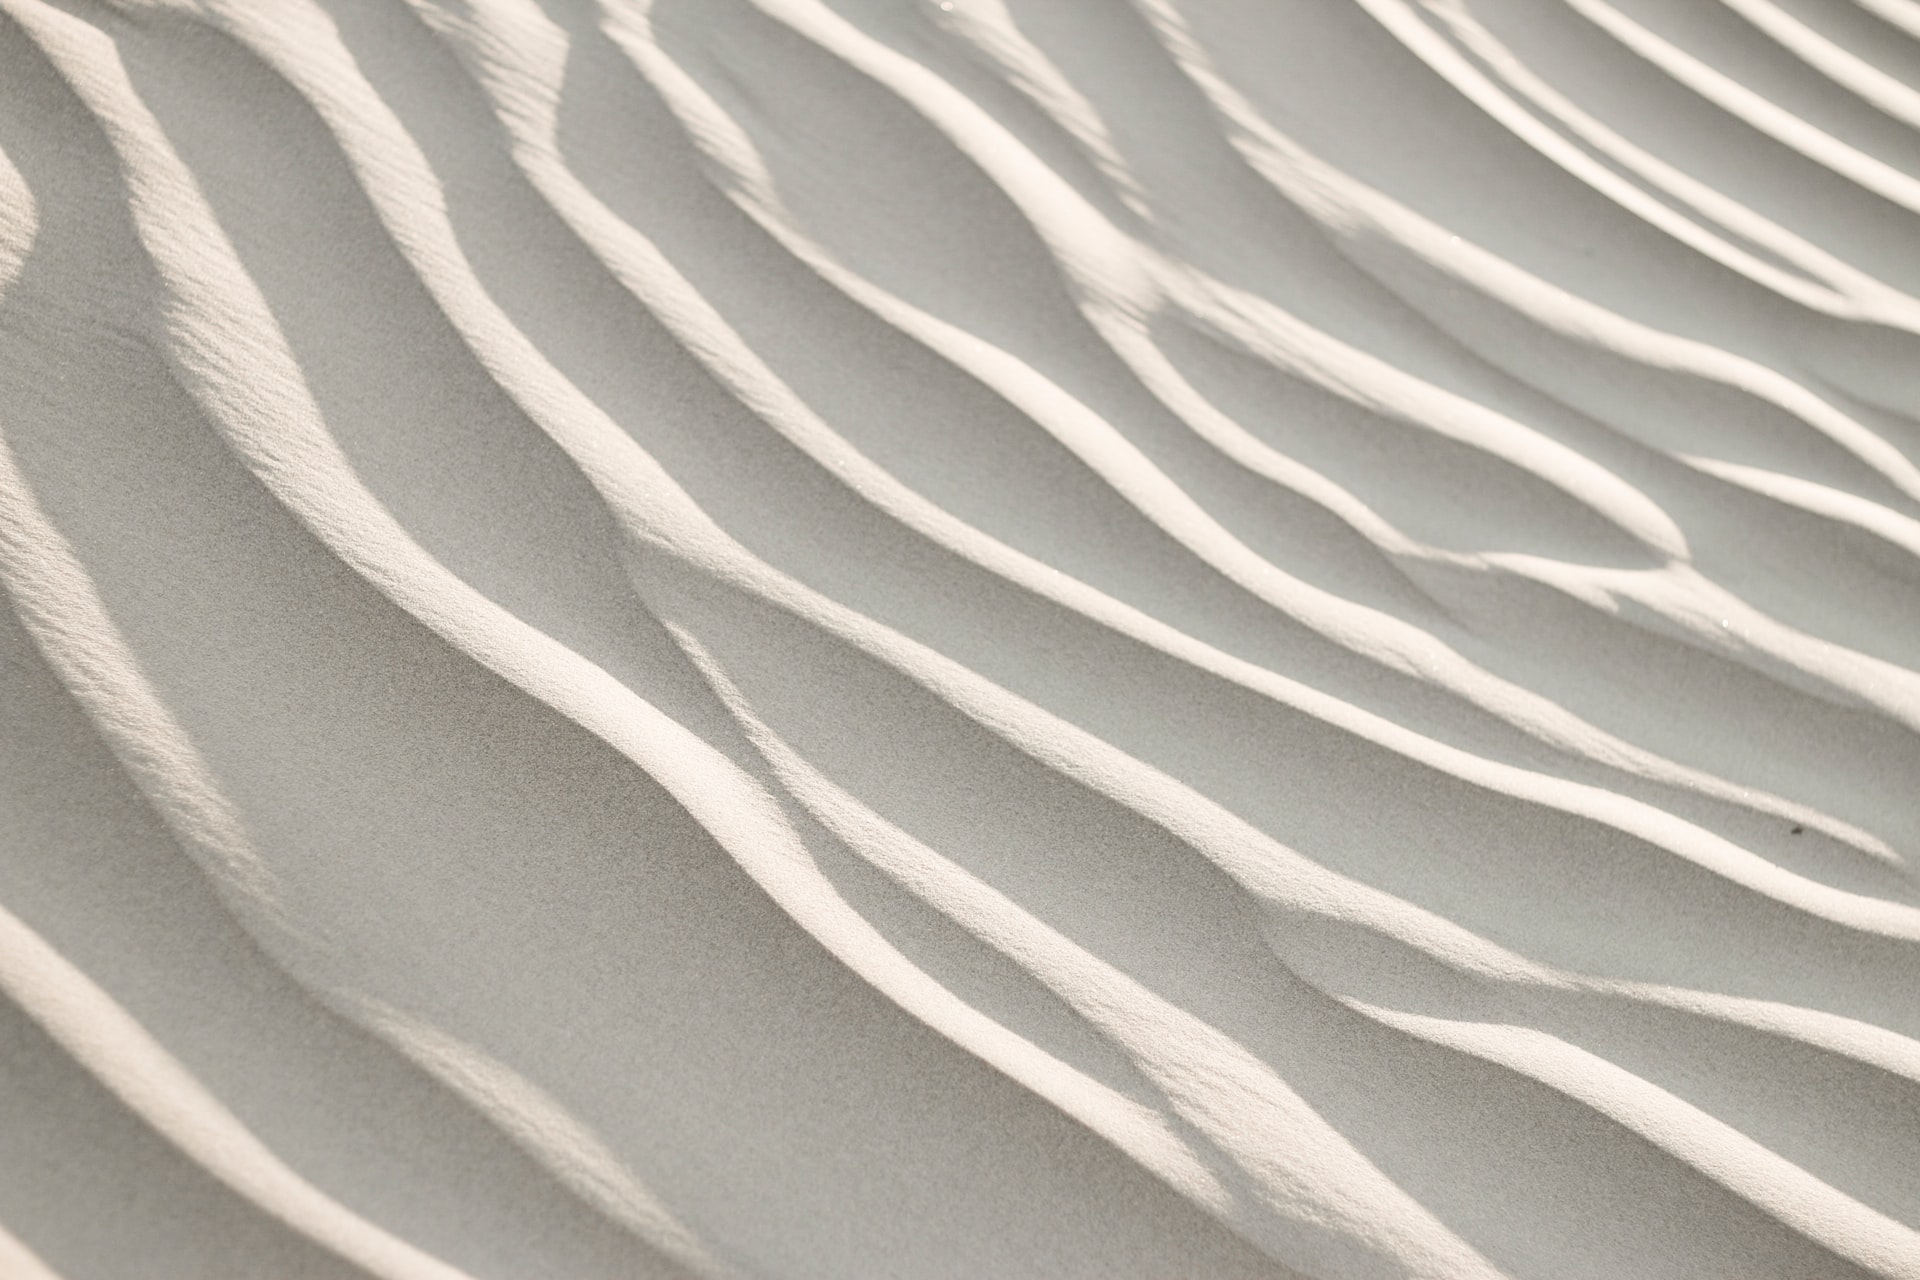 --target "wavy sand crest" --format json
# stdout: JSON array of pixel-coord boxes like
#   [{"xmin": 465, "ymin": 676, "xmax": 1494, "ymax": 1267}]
[{"xmin": 3, "ymin": 0, "xmax": 1920, "ymax": 1276}]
